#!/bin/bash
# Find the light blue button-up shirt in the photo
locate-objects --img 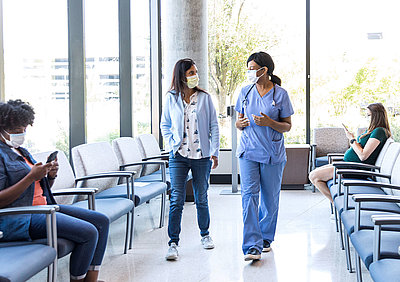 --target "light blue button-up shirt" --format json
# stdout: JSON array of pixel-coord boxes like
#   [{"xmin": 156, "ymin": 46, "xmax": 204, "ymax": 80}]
[
  {"xmin": 160, "ymin": 90, "xmax": 220, "ymax": 158},
  {"xmin": 235, "ymin": 84, "xmax": 294, "ymax": 164}
]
